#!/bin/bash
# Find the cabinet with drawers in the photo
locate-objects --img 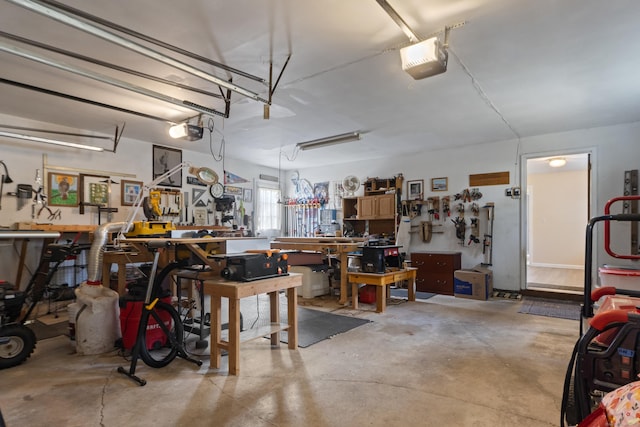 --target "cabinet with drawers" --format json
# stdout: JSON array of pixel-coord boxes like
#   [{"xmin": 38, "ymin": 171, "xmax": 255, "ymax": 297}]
[{"xmin": 410, "ymin": 251, "xmax": 461, "ymax": 295}]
